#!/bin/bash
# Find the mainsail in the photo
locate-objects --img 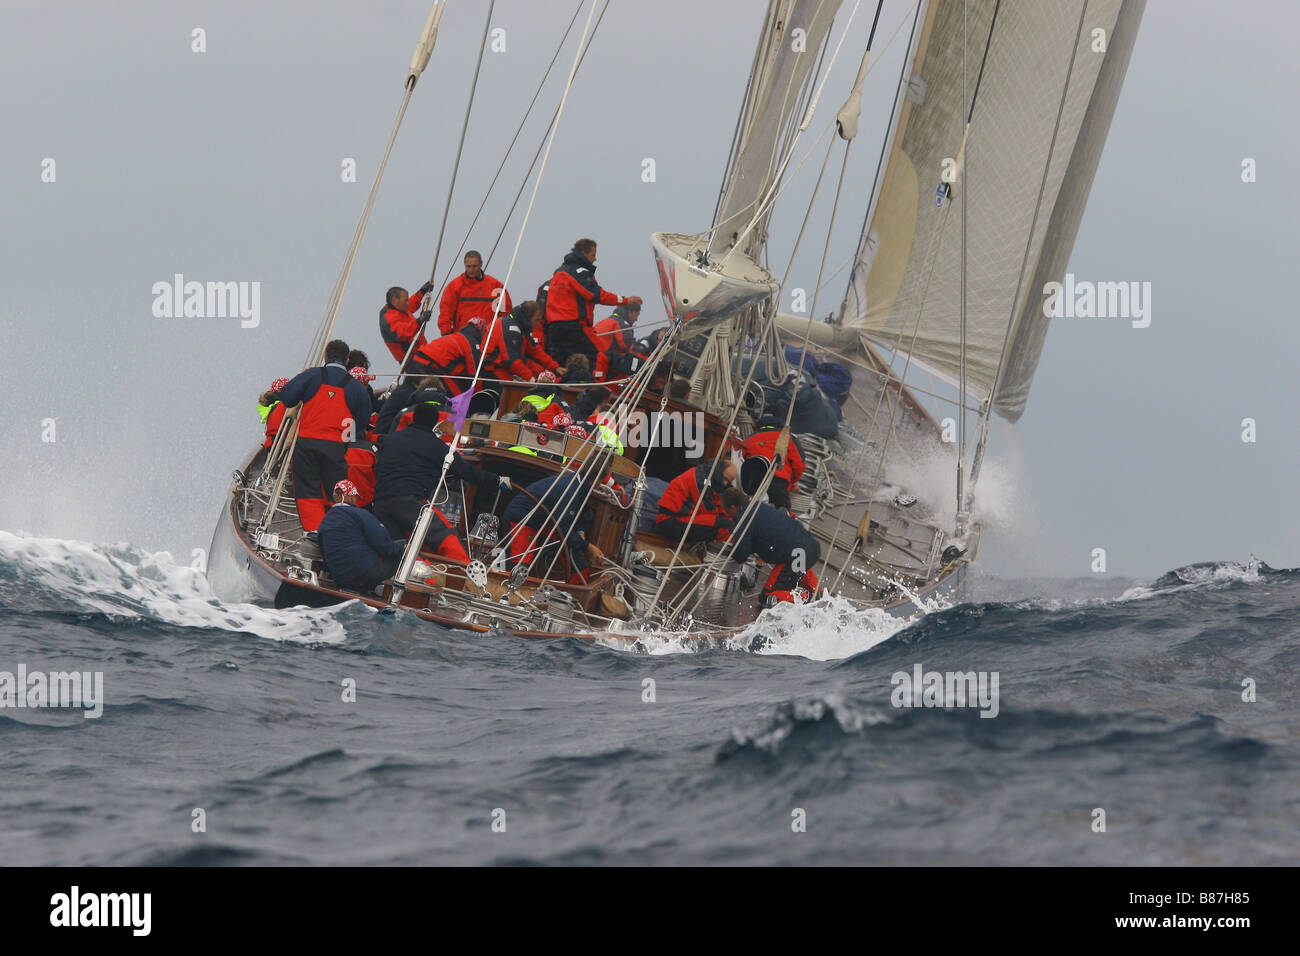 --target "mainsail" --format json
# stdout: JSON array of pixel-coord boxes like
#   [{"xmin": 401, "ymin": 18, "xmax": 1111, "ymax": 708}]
[{"xmin": 840, "ymin": 0, "xmax": 1145, "ymax": 421}]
